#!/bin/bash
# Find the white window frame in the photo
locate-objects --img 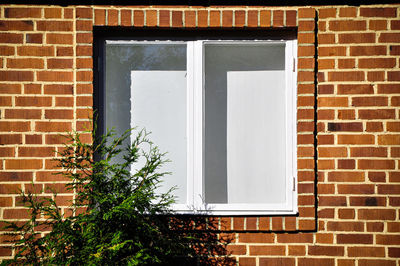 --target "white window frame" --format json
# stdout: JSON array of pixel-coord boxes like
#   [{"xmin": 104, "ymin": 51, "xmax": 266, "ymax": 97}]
[{"xmin": 108, "ymin": 39, "xmax": 298, "ymax": 215}]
